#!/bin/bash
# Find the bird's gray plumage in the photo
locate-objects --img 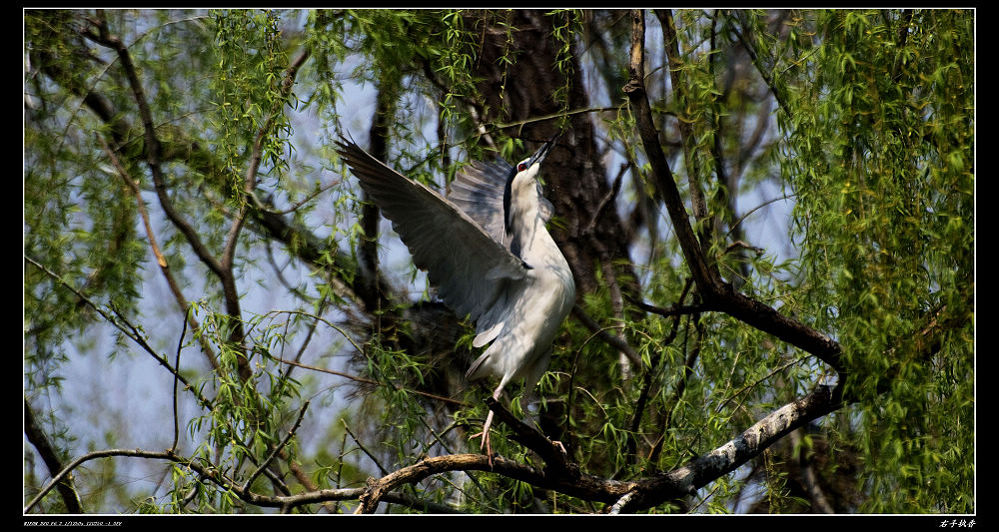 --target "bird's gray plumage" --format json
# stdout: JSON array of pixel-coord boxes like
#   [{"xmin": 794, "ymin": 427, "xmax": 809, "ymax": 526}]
[
  {"xmin": 336, "ymin": 140, "xmax": 527, "ymax": 324},
  {"xmin": 447, "ymin": 159, "xmax": 511, "ymax": 245},
  {"xmin": 336, "ymin": 136, "xmax": 575, "ymax": 459}
]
